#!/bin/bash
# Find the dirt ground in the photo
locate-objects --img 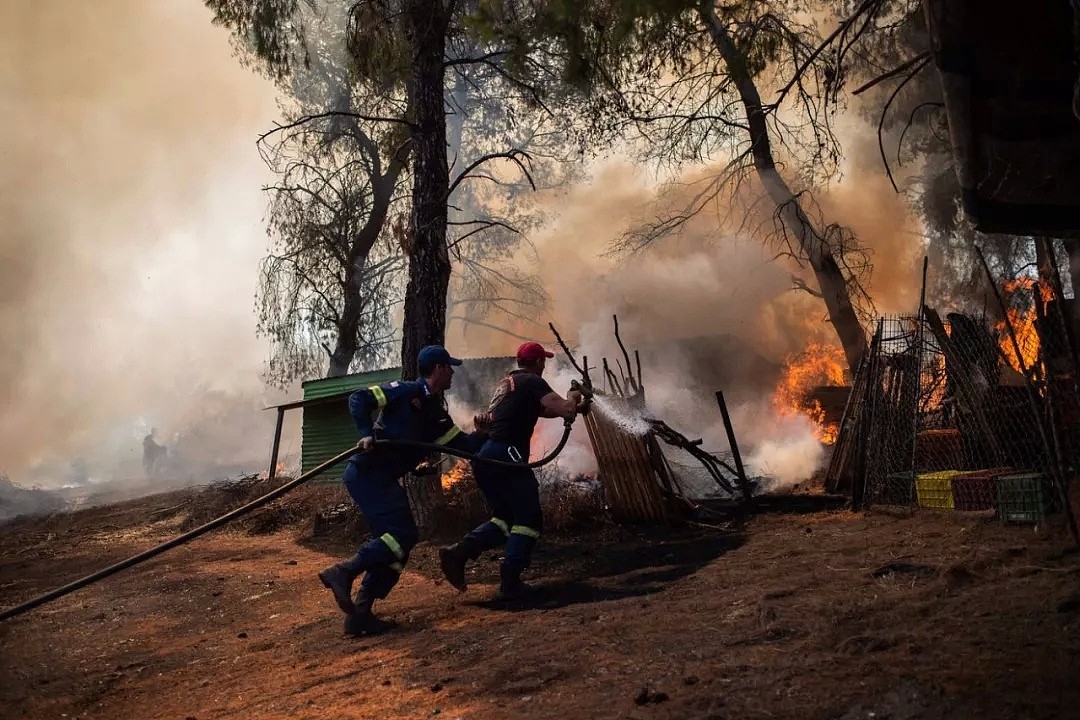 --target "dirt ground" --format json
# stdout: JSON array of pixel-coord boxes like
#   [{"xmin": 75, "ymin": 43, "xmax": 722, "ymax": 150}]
[{"xmin": 2, "ymin": 490, "xmax": 1079, "ymax": 720}]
